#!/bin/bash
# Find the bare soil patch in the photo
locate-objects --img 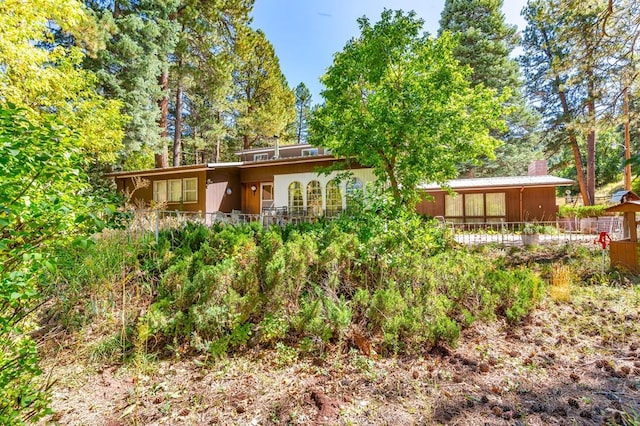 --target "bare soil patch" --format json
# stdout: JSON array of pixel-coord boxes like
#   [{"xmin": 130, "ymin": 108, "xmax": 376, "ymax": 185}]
[{"xmin": 39, "ymin": 281, "xmax": 640, "ymax": 425}]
